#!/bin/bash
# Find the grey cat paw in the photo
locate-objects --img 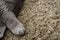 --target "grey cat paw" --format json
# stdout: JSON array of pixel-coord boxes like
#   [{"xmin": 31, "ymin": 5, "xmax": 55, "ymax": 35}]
[
  {"xmin": 0, "ymin": 25, "xmax": 6, "ymax": 38},
  {"xmin": 0, "ymin": 33, "xmax": 4, "ymax": 38},
  {"xmin": 11, "ymin": 23, "xmax": 25, "ymax": 35}
]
